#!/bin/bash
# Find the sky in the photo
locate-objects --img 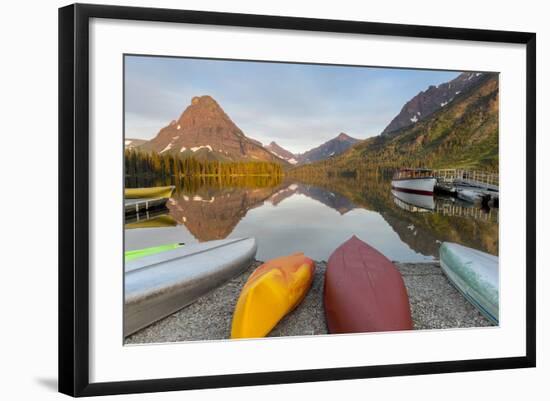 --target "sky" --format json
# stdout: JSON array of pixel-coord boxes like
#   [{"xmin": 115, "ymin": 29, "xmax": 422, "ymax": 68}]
[{"xmin": 124, "ymin": 55, "xmax": 460, "ymax": 154}]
